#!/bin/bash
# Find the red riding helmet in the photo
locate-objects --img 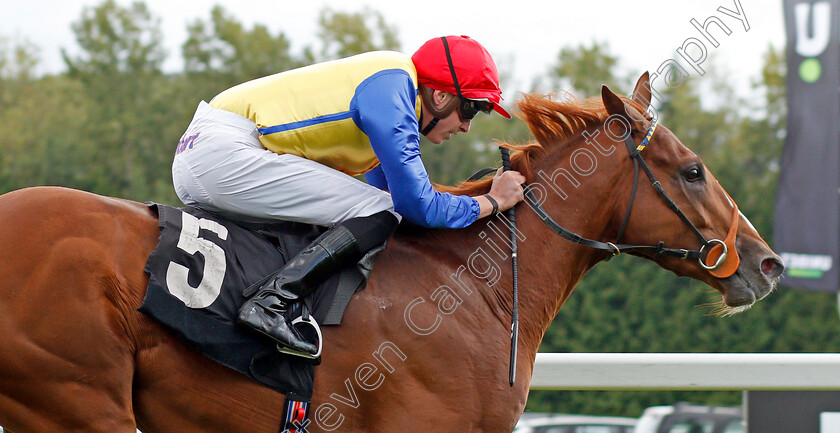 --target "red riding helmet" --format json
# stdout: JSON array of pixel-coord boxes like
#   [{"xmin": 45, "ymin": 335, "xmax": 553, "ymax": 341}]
[{"xmin": 412, "ymin": 35, "xmax": 511, "ymax": 119}]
